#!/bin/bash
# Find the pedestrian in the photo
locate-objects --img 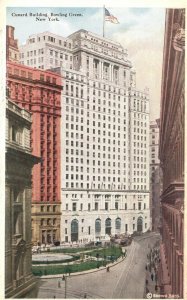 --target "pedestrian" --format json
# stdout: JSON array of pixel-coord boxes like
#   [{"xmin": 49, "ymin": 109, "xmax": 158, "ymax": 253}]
[
  {"xmin": 146, "ymin": 279, "xmax": 148, "ymax": 285},
  {"xmin": 58, "ymin": 279, "xmax": 61, "ymax": 288},
  {"xmin": 84, "ymin": 293, "xmax": 87, "ymax": 298},
  {"xmin": 107, "ymin": 266, "xmax": 110, "ymax": 272},
  {"xmin": 145, "ymin": 265, "xmax": 147, "ymax": 271},
  {"xmin": 151, "ymin": 273, "xmax": 154, "ymax": 281}
]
